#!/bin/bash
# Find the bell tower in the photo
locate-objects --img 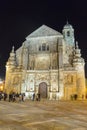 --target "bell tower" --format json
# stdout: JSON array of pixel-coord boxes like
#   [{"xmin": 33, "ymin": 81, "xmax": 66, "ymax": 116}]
[{"xmin": 62, "ymin": 21, "xmax": 75, "ymax": 46}]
